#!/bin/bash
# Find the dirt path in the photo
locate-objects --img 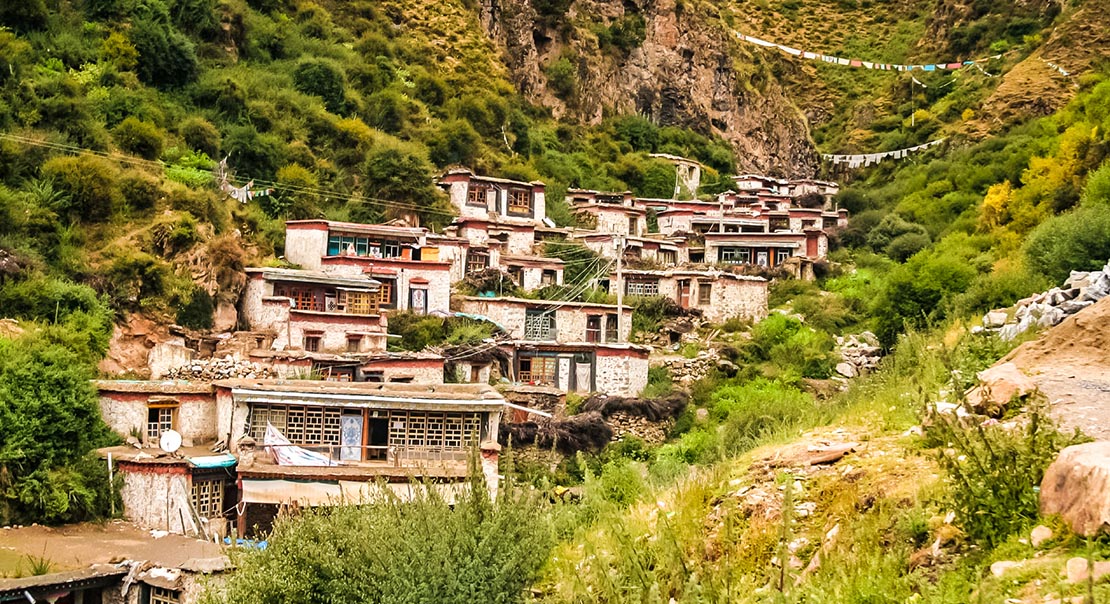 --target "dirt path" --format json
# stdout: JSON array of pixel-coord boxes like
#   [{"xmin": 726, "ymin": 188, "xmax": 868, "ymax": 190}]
[{"xmin": 1000, "ymin": 297, "xmax": 1110, "ymax": 440}]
